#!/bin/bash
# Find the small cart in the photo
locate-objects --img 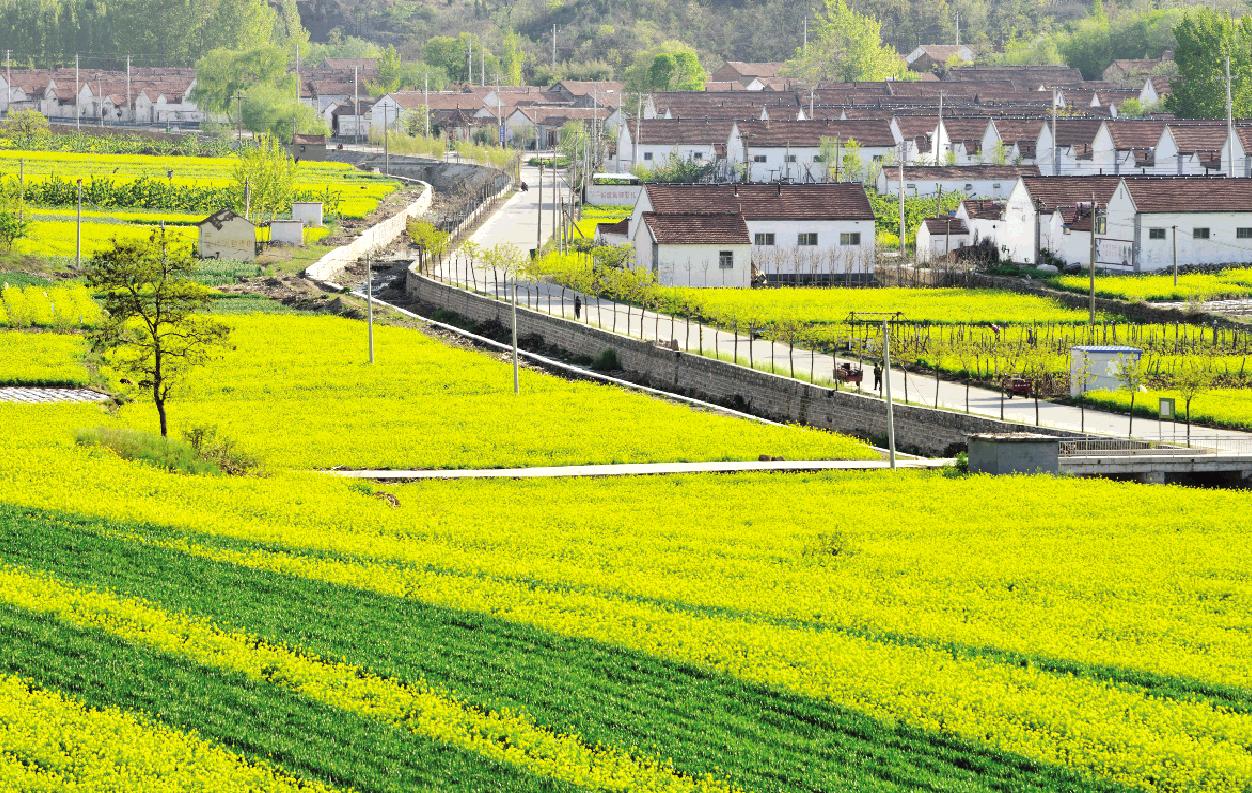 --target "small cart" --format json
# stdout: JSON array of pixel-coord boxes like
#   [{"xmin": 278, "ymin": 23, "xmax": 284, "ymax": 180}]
[
  {"xmin": 1003, "ymin": 376, "xmax": 1032, "ymax": 398},
  {"xmin": 835, "ymin": 363, "xmax": 864, "ymax": 386}
]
